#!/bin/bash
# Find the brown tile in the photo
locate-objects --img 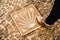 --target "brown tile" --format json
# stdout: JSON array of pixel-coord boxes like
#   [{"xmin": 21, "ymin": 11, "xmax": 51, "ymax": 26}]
[{"xmin": 10, "ymin": 4, "xmax": 42, "ymax": 36}]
